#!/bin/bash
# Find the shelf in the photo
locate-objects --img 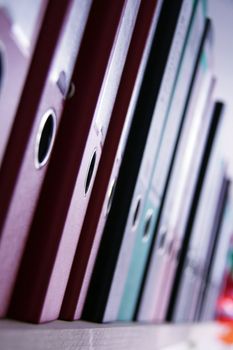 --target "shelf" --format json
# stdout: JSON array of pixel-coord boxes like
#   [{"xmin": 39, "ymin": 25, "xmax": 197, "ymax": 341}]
[{"xmin": 0, "ymin": 320, "xmax": 230, "ymax": 349}]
